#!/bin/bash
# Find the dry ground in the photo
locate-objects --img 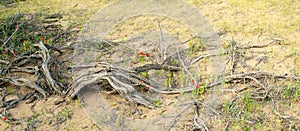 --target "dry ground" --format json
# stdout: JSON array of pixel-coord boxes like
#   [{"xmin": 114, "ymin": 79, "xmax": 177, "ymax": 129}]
[{"xmin": 0, "ymin": 0, "xmax": 299, "ymax": 130}]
